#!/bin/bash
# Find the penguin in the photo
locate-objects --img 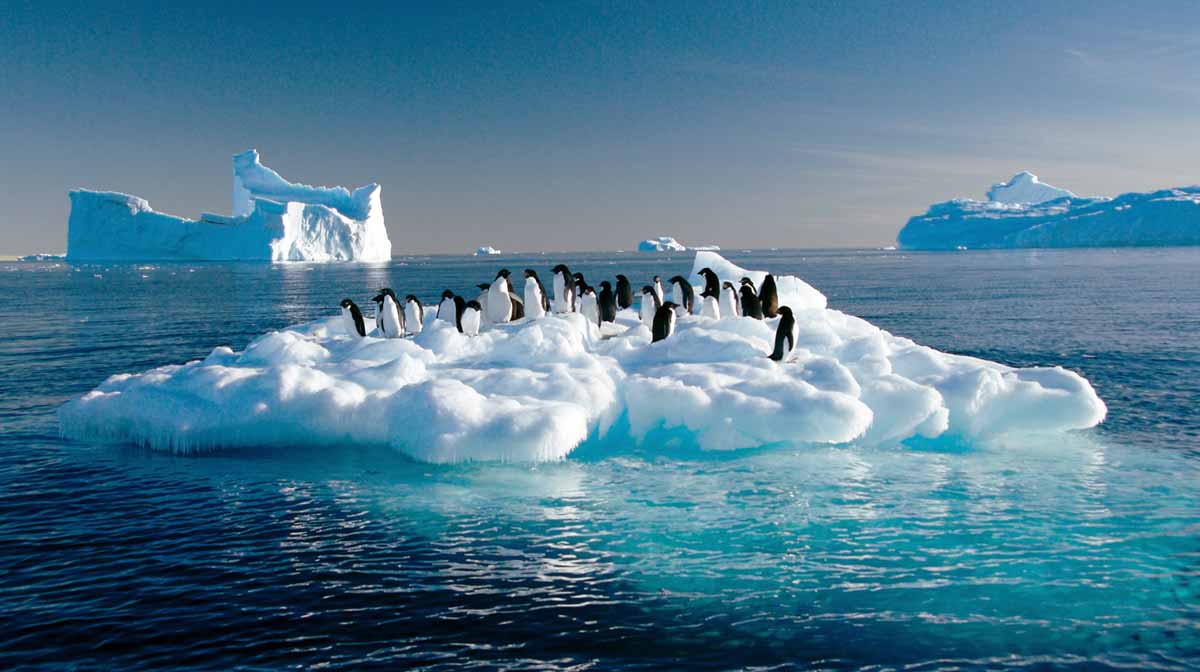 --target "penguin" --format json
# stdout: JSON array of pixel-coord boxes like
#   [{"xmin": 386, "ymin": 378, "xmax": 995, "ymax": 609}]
[
  {"xmin": 579, "ymin": 285, "xmax": 600, "ymax": 326},
  {"xmin": 598, "ymin": 280, "xmax": 617, "ymax": 323},
  {"xmin": 651, "ymin": 301, "xmax": 678, "ymax": 343},
  {"xmin": 720, "ymin": 281, "xmax": 740, "ymax": 319},
  {"xmin": 697, "ymin": 267, "xmax": 721, "ymax": 298},
  {"xmin": 573, "ymin": 272, "xmax": 587, "ymax": 294},
  {"xmin": 551, "ymin": 264, "xmax": 576, "ymax": 313},
  {"xmin": 476, "ymin": 283, "xmax": 492, "ymax": 324},
  {"xmin": 668, "ymin": 275, "xmax": 695, "ymax": 315},
  {"xmin": 740, "ymin": 276, "xmax": 756, "ymax": 292},
  {"xmin": 639, "ymin": 285, "xmax": 661, "ymax": 325},
  {"xmin": 523, "ymin": 269, "xmax": 550, "ymax": 319},
  {"xmin": 487, "ymin": 270, "xmax": 514, "ymax": 323},
  {"xmin": 768, "ymin": 306, "xmax": 797, "ymax": 361},
  {"xmin": 371, "ymin": 288, "xmax": 404, "ymax": 338},
  {"xmin": 506, "ymin": 271, "xmax": 525, "ymax": 320},
  {"xmin": 459, "ymin": 299, "xmax": 482, "ymax": 337},
  {"xmin": 651, "ymin": 275, "xmax": 665, "ymax": 306},
  {"xmin": 452, "ymin": 295, "xmax": 467, "ymax": 333},
  {"xmin": 615, "ymin": 274, "xmax": 634, "ymax": 309},
  {"xmin": 340, "ymin": 298, "xmax": 366, "ymax": 337},
  {"xmin": 739, "ymin": 284, "xmax": 764, "ymax": 320},
  {"xmin": 436, "ymin": 290, "xmax": 456, "ymax": 322},
  {"xmin": 760, "ymin": 274, "xmax": 780, "ymax": 318},
  {"xmin": 698, "ymin": 289, "xmax": 720, "ymax": 319},
  {"xmin": 404, "ymin": 294, "xmax": 424, "ymax": 336}
]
